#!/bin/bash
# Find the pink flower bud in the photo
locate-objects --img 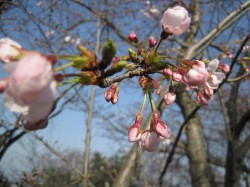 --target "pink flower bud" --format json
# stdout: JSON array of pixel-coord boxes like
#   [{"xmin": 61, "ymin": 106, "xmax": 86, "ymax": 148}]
[
  {"xmin": 164, "ymin": 92, "xmax": 176, "ymax": 105},
  {"xmin": 128, "ymin": 33, "xmax": 138, "ymax": 43},
  {"xmin": 197, "ymin": 92, "xmax": 209, "ymax": 105},
  {"xmin": 203, "ymin": 86, "xmax": 214, "ymax": 100},
  {"xmin": 152, "ymin": 110, "xmax": 169, "ymax": 139},
  {"xmin": 149, "ymin": 37, "xmax": 157, "ymax": 48},
  {"xmin": 139, "ymin": 131, "xmax": 160, "ymax": 152},
  {"xmin": 0, "ymin": 38, "xmax": 22, "ymax": 63},
  {"xmin": 161, "ymin": 6, "xmax": 191, "ymax": 35},
  {"xmin": 163, "ymin": 68, "xmax": 173, "ymax": 76},
  {"xmin": 4, "ymin": 54, "xmax": 57, "ymax": 125},
  {"xmin": 0, "ymin": 78, "xmax": 9, "ymax": 93},
  {"xmin": 172, "ymin": 71, "xmax": 182, "ymax": 82},
  {"xmin": 219, "ymin": 63, "xmax": 230, "ymax": 73},
  {"xmin": 23, "ymin": 120, "xmax": 48, "ymax": 131},
  {"xmin": 183, "ymin": 62, "xmax": 208, "ymax": 87},
  {"xmin": 128, "ymin": 125, "xmax": 141, "ymax": 142},
  {"xmin": 104, "ymin": 83, "xmax": 120, "ymax": 104}
]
